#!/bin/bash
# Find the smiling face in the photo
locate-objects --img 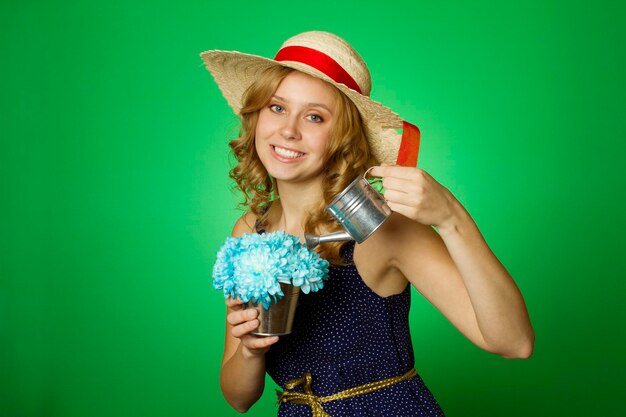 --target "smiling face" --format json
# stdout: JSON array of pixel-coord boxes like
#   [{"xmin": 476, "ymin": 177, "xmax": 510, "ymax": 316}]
[{"xmin": 254, "ymin": 71, "xmax": 338, "ymax": 186}]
